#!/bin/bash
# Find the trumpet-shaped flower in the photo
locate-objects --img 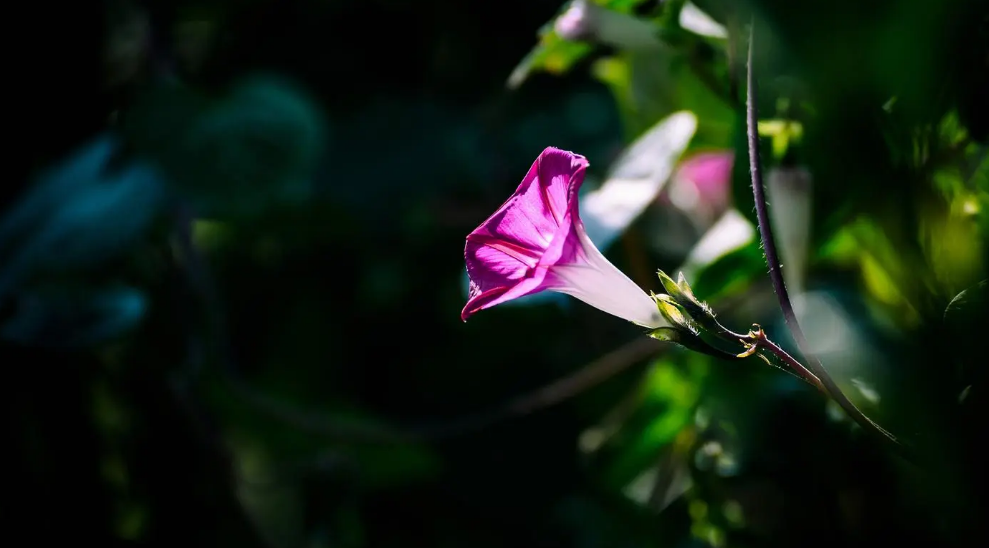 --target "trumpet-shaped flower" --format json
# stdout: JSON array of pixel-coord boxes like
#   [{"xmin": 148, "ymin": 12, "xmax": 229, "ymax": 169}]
[{"xmin": 462, "ymin": 147, "xmax": 665, "ymax": 328}]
